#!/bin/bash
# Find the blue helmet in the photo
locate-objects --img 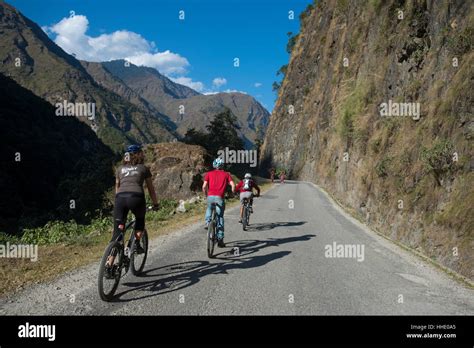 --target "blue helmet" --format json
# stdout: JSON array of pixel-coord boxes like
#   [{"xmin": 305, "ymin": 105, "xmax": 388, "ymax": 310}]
[
  {"xmin": 212, "ymin": 157, "xmax": 224, "ymax": 169},
  {"xmin": 126, "ymin": 144, "xmax": 142, "ymax": 154}
]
